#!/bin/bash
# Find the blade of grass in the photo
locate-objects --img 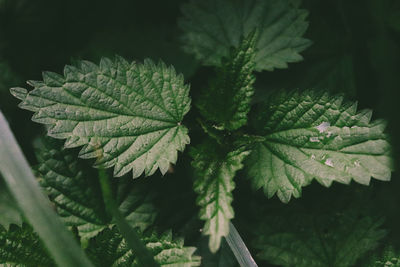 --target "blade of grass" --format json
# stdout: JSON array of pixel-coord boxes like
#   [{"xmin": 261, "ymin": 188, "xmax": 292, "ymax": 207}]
[
  {"xmin": 225, "ymin": 222, "xmax": 258, "ymax": 267},
  {"xmin": 0, "ymin": 111, "xmax": 94, "ymax": 267},
  {"xmin": 98, "ymin": 167, "xmax": 160, "ymax": 267}
]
